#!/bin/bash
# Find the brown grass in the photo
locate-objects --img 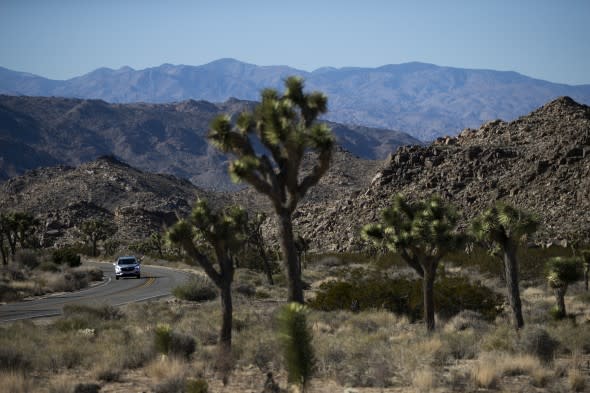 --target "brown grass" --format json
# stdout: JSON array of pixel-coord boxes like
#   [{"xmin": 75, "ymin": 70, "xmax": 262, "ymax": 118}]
[{"xmin": 0, "ymin": 371, "xmax": 33, "ymax": 393}]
